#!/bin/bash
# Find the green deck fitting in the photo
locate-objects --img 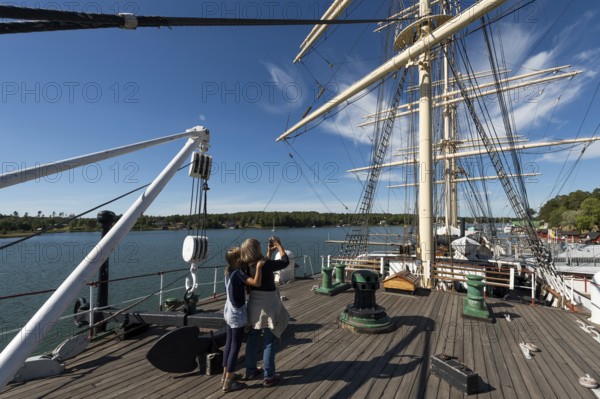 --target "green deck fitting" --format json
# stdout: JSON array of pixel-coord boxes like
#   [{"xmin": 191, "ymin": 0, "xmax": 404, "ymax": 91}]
[
  {"xmin": 315, "ymin": 266, "xmax": 351, "ymax": 296},
  {"xmin": 339, "ymin": 270, "xmax": 393, "ymax": 334},
  {"xmin": 338, "ymin": 310, "xmax": 393, "ymax": 334},
  {"xmin": 462, "ymin": 274, "xmax": 491, "ymax": 321}
]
